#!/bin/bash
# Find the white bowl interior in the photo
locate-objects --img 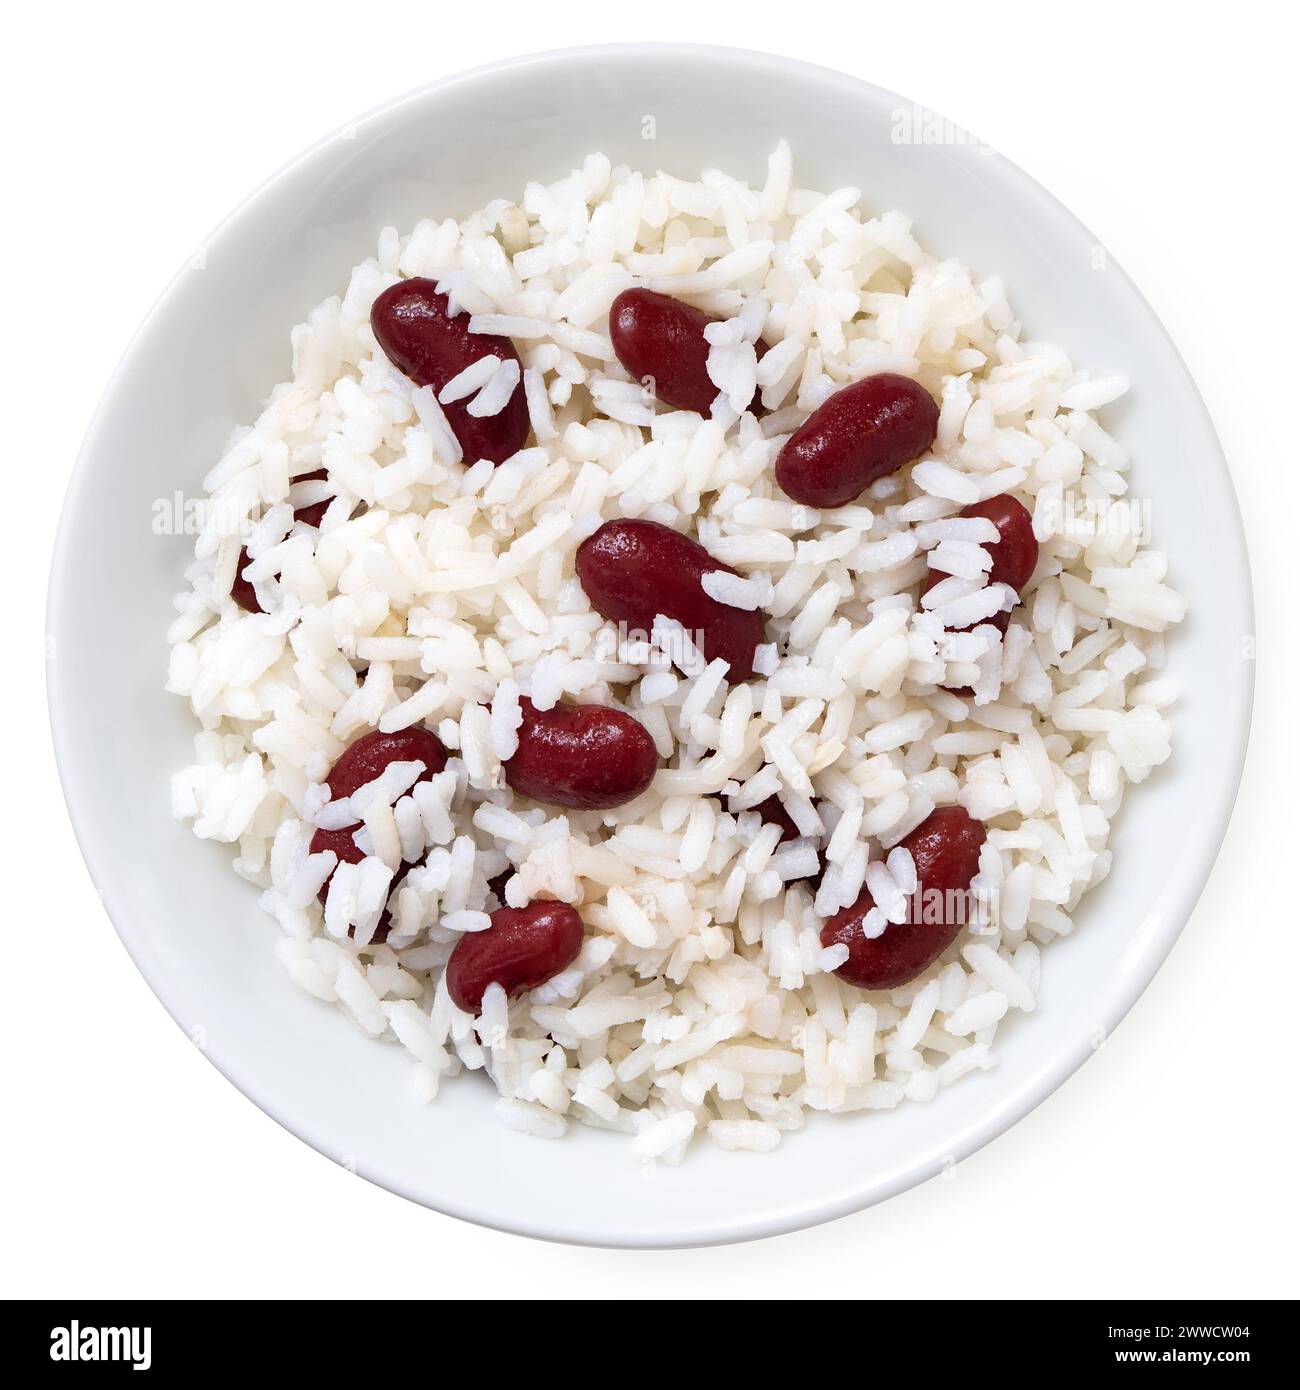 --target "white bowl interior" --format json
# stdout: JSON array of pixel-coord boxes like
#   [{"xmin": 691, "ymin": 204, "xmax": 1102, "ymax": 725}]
[{"xmin": 49, "ymin": 46, "xmax": 1251, "ymax": 1246}]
